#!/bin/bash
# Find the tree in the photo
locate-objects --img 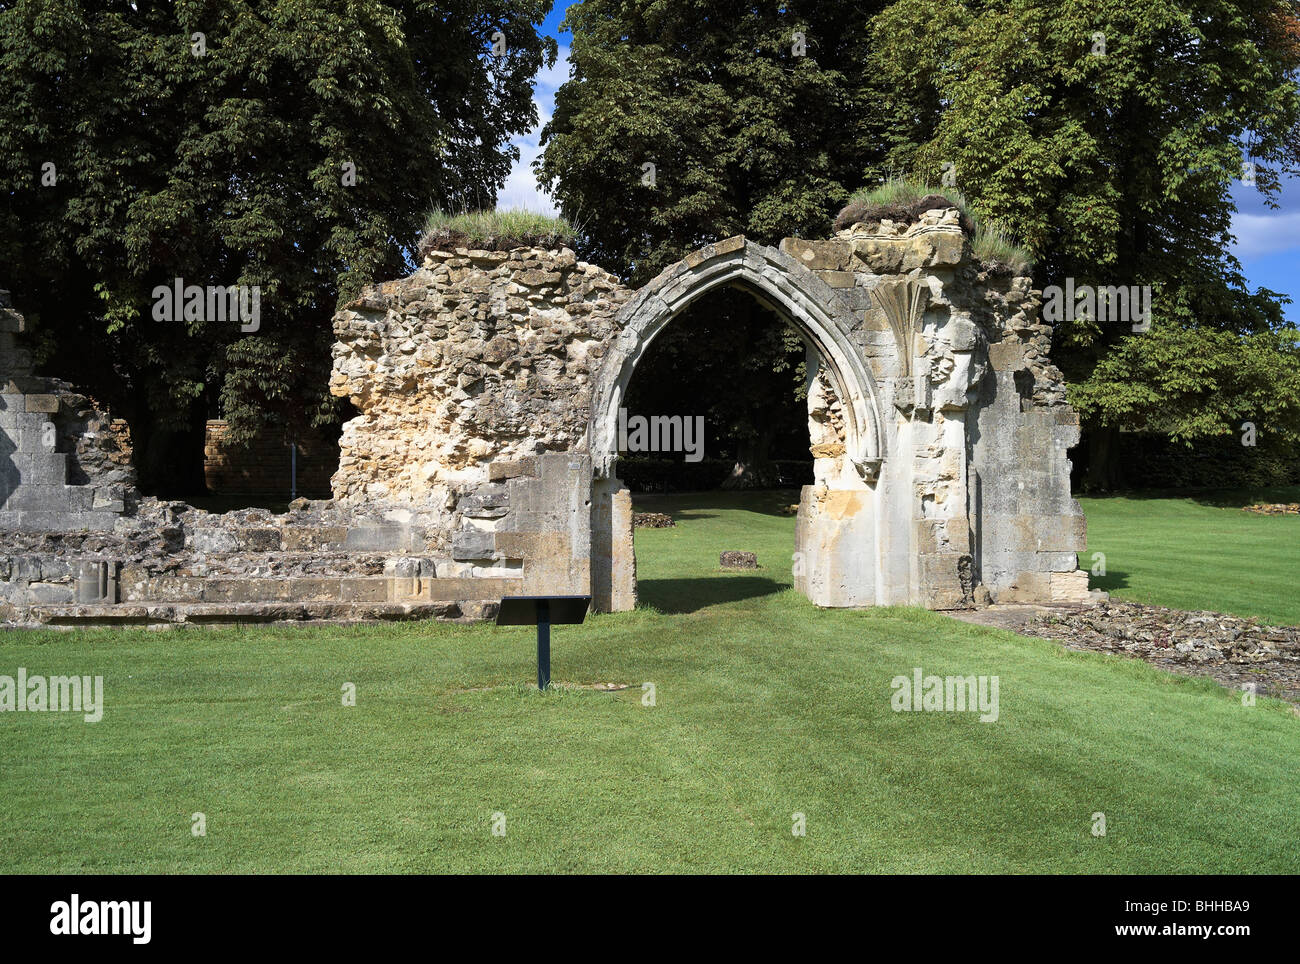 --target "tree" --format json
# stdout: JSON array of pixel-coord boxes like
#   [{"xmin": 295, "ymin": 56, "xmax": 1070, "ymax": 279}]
[
  {"xmin": 537, "ymin": 0, "xmax": 886, "ymax": 483},
  {"xmin": 0, "ymin": 0, "xmax": 555, "ymax": 492},
  {"xmin": 538, "ymin": 0, "xmax": 887, "ymax": 285},
  {"xmin": 866, "ymin": 0, "xmax": 1300, "ymax": 487}
]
